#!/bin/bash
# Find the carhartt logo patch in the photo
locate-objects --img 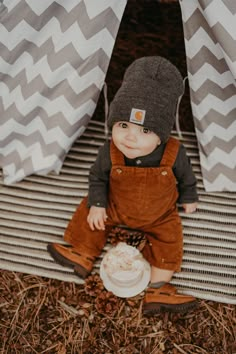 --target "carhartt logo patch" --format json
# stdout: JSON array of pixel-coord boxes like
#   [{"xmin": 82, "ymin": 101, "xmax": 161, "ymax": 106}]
[{"xmin": 129, "ymin": 108, "xmax": 146, "ymax": 125}]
